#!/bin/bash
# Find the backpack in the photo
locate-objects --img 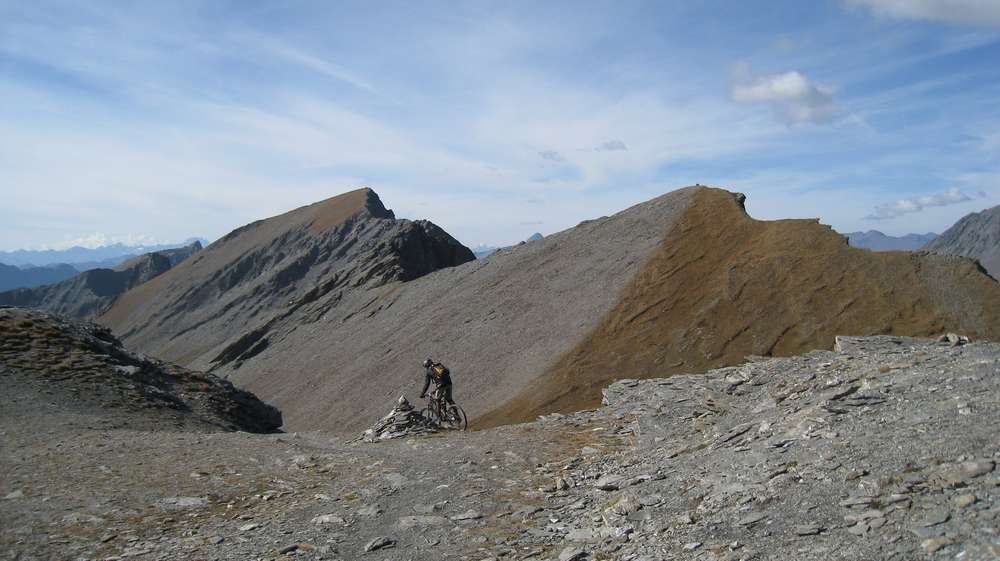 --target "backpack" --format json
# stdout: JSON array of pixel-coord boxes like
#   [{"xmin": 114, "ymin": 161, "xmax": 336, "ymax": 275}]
[{"xmin": 432, "ymin": 363, "xmax": 449, "ymax": 379}]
